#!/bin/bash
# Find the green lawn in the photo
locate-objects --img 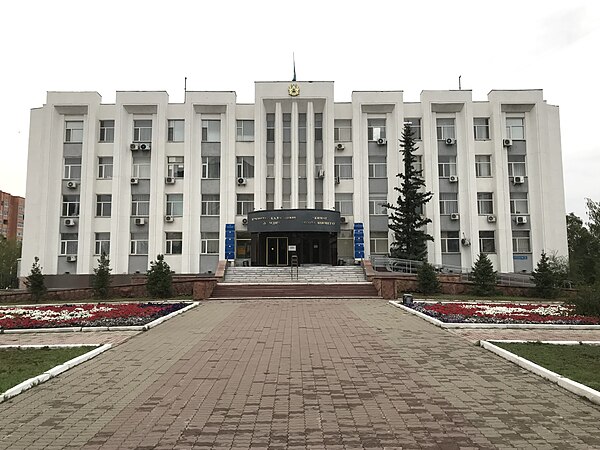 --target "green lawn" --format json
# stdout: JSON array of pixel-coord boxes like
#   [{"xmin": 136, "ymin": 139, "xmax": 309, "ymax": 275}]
[
  {"xmin": 0, "ymin": 346, "xmax": 93, "ymax": 394},
  {"xmin": 494, "ymin": 342, "xmax": 600, "ymax": 392}
]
